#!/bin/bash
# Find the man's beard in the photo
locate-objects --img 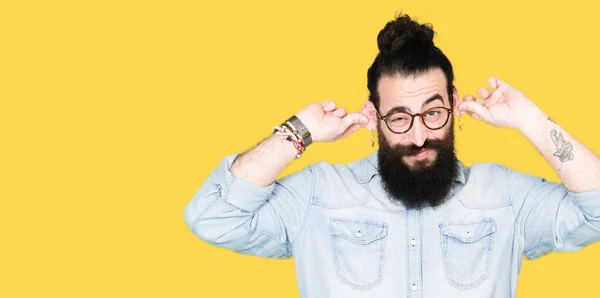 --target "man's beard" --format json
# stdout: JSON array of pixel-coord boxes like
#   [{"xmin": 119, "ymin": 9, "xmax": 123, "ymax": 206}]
[{"xmin": 377, "ymin": 125, "xmax": 458, "ymax": 210}]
